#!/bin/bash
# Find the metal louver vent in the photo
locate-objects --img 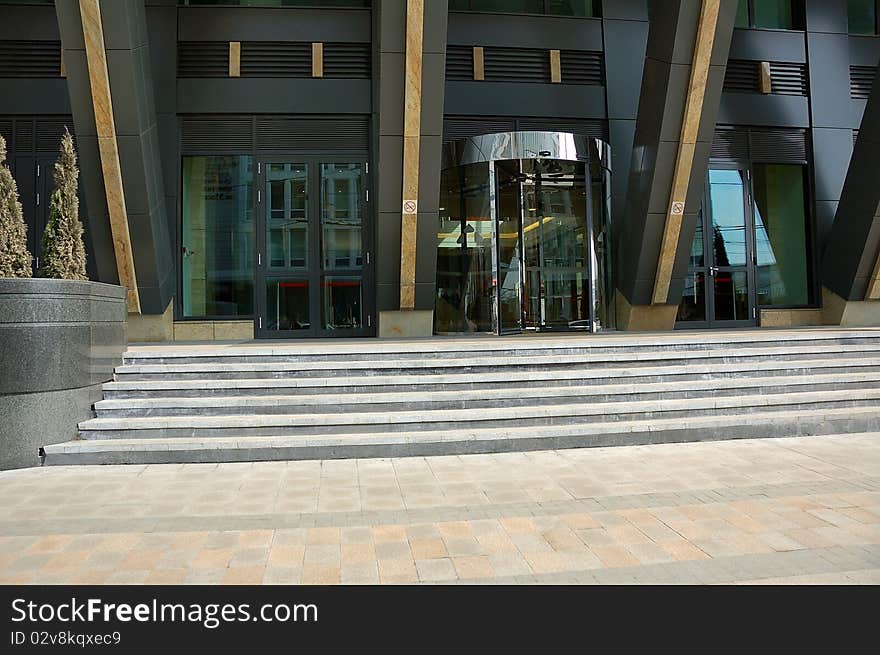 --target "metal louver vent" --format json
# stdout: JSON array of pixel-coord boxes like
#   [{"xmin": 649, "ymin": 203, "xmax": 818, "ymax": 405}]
[
  {"xmin": 559, "ymin": 51, "xmax": 604, "ymax": 85},
  {"xmin": 749, "ymin": 128, "xmax": 808, "ymax": 162},
  {"xmin": 178, "ymin": 42, "xmax": 229, "ymax": 78},
  {"xmin": 241, "ymin": 42, "xmax": 310, "ymax": 77},
  {"xmin": 445, "ymin": 45, "xmax": 473, "ymax": 81},
  {"xmin": 181, "ymin": 117, "xmax": 254, "ymax": 152},
  {"xmin": 255, "ymin": 117, "xmax": 370, "ymax": 152},
  {"xmin": 443, "ymin": 117, "xmax": 516, "ymax": 143},
  {"xmin": 484, "ymin": 47, "xmax": 549, "ymax": 83},
  {"xmin": 517, "ymin": 118, "xmax": 608, "ymax": 140},
  {"xmin": 36, "ymin": 120, "xmax": 73, "ymax": 152},
  {"xmin": 853, "ymin": 129, "xmax": 859, "ymax": 146},
  {"xmin": 851, "ymin": 66, "xmax": 876, "ymax": 100},
  {"xmin": 723, "ymin": 60, "xmax": 807, "ymax": 96},
  {"xmin": 15, "ymin": 121, "xmax": 34, "ymax": 153},
  {"xmin": 0, "ymin": 40, "xmax": 61, "ymax": 78},
  {"xmin": 712, "ymin": 126, "xmax": 807, "ymax": 163},
  {"xmin": 323, "ymin": 43, "xmax": 371, "ymax": 79},
  {"xmin": 443, "ymin": 117, "xmax": 608, "ymax": 143},
  {"xmin": 723, "ymin": 60, "xmax": 759, "ymax": 93},
  {"xmin": 0, "ymin": 120, "xmax": 12, "ymax": 150},
  {"xmin": 769, "ymin": 62, "xmax": 808, "ymax": 96}
]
